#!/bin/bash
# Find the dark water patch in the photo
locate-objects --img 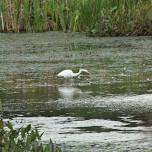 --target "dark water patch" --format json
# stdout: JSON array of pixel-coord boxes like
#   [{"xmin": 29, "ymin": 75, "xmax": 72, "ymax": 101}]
[{"xmin": 76, "ymin": 126, "xmax": 122, "ymax": 133}]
